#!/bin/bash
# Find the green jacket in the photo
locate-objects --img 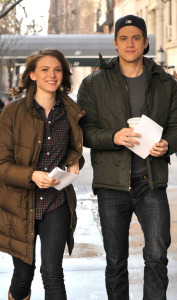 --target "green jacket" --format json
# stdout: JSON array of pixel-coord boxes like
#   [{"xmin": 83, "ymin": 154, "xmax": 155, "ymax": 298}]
[
  {"xmin": 0, "ymin": 91, "xmax": 85, "ymax": 264},
  {"xmin": 78, "ymin": 56, "xmax": 177, "ymax": 193}
]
